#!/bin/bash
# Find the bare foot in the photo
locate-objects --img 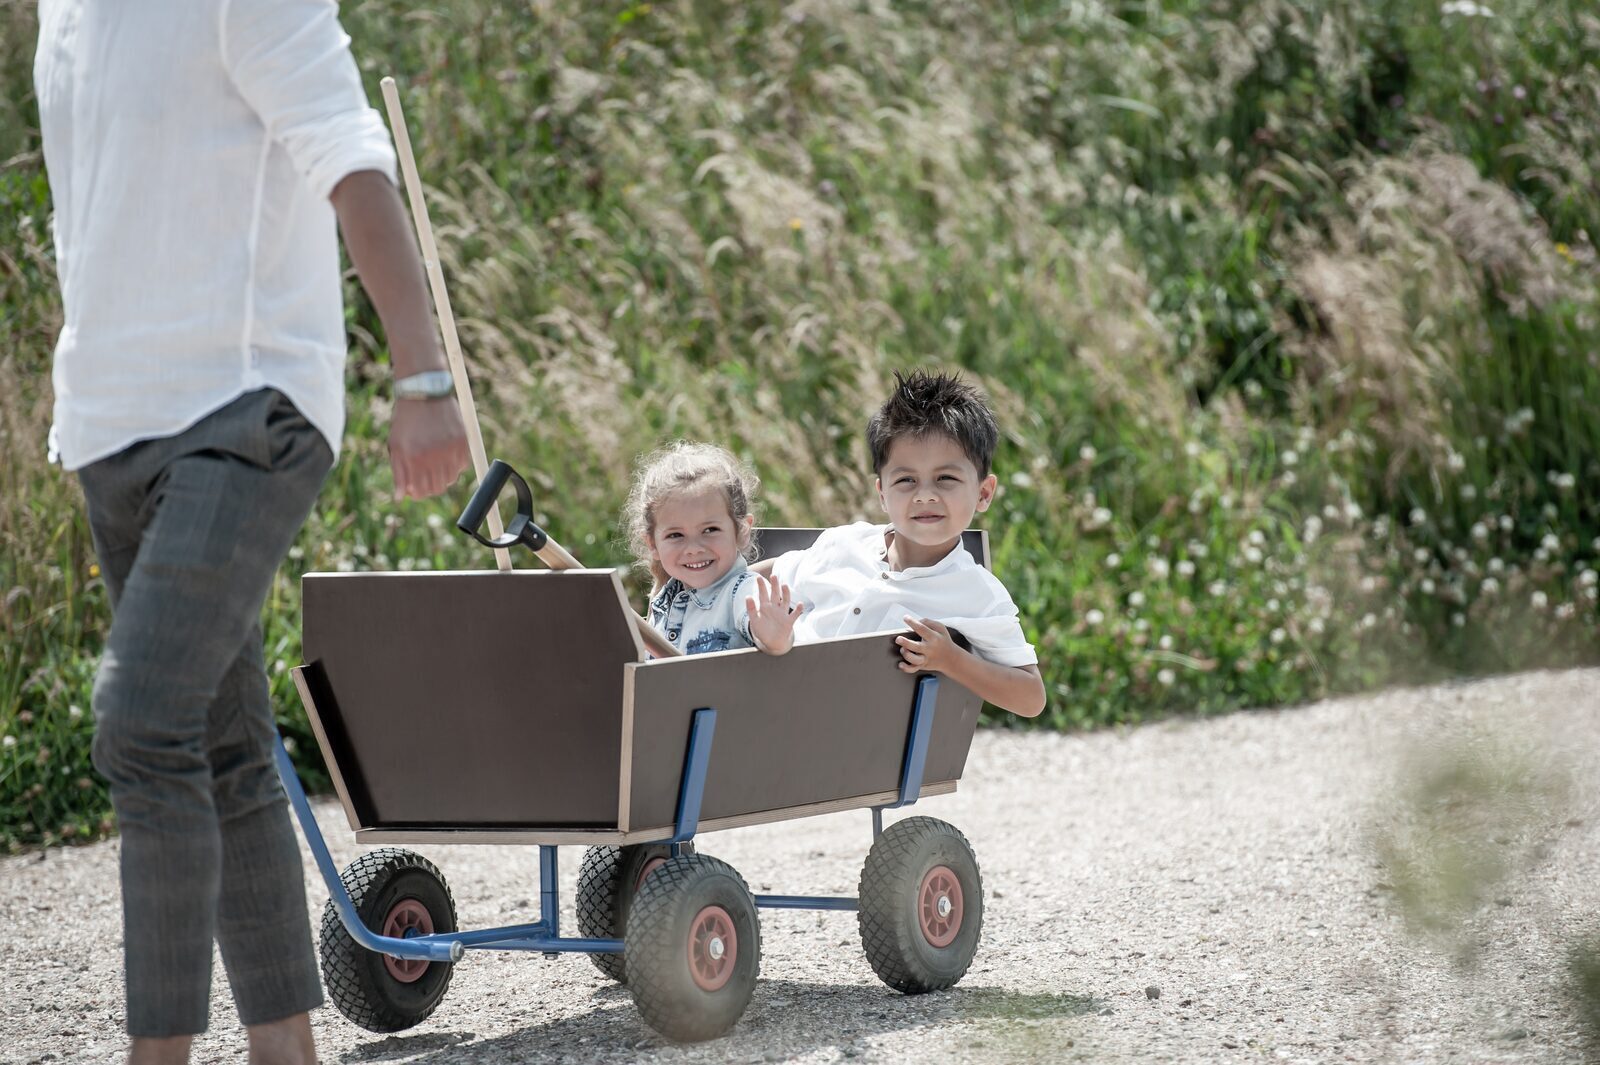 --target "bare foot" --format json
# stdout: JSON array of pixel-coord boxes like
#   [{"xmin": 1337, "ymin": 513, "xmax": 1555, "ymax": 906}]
[{"xmin": 246, "ymin": 1012, "xmax": 317, "ymax": 1065}]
